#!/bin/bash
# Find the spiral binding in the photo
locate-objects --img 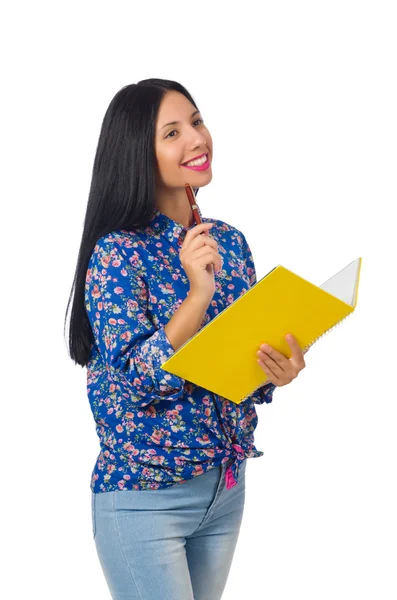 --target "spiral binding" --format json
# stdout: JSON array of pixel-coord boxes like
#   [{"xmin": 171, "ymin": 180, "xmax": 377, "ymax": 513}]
[{"xmin": 302, "ymin": 310, "xmax": 354, "ymax": 353}]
